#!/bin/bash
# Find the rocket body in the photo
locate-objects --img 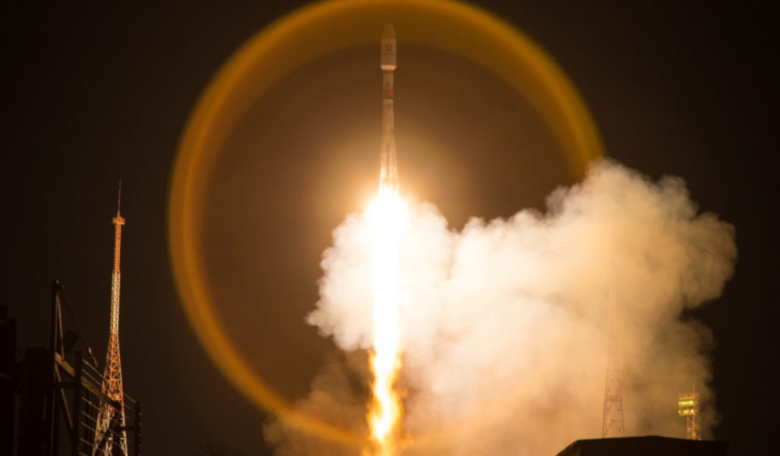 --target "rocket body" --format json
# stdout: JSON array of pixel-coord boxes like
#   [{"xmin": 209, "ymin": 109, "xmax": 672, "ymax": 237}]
[{"xmin": 380, "ymin": 24, "xmax": 398, "ymax": 190}]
